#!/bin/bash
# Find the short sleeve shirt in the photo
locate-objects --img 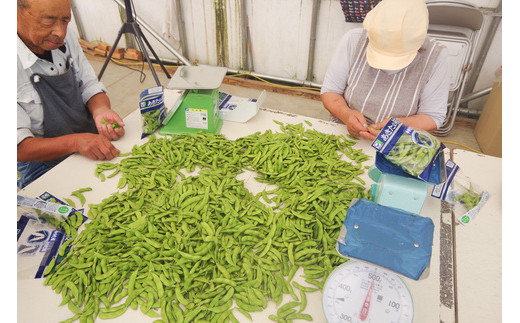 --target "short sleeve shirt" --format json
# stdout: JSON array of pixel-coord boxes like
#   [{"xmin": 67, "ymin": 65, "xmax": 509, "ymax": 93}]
[{"xmin": 321, "ymin": 28, "xmax": 450, "ymax": 128}]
